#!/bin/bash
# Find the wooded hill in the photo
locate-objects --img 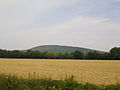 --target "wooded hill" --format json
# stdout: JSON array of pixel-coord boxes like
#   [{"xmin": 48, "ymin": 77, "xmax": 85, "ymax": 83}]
[
  {"xmin": 30, "ymin": 45, "xmax": 103, "ymax": 54},
  {"xmin": 0, "ymin": 46, "xmax": 120, "ymax": 60}
]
